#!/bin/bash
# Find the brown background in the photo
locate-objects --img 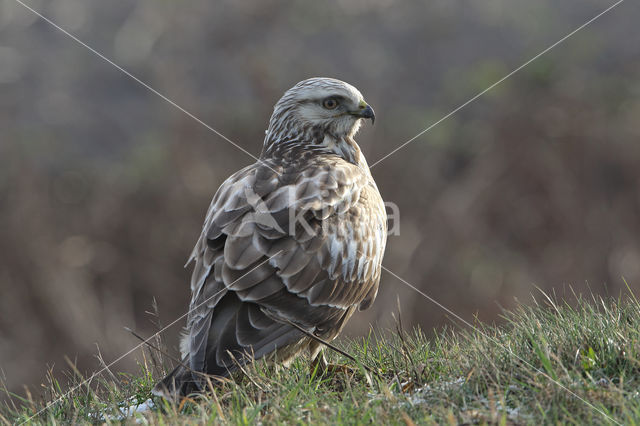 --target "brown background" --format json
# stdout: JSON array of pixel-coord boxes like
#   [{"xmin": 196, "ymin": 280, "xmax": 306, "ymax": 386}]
[{"xmin": 1, "ymin": 0, "xmax": 640, "ymax": 399}]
